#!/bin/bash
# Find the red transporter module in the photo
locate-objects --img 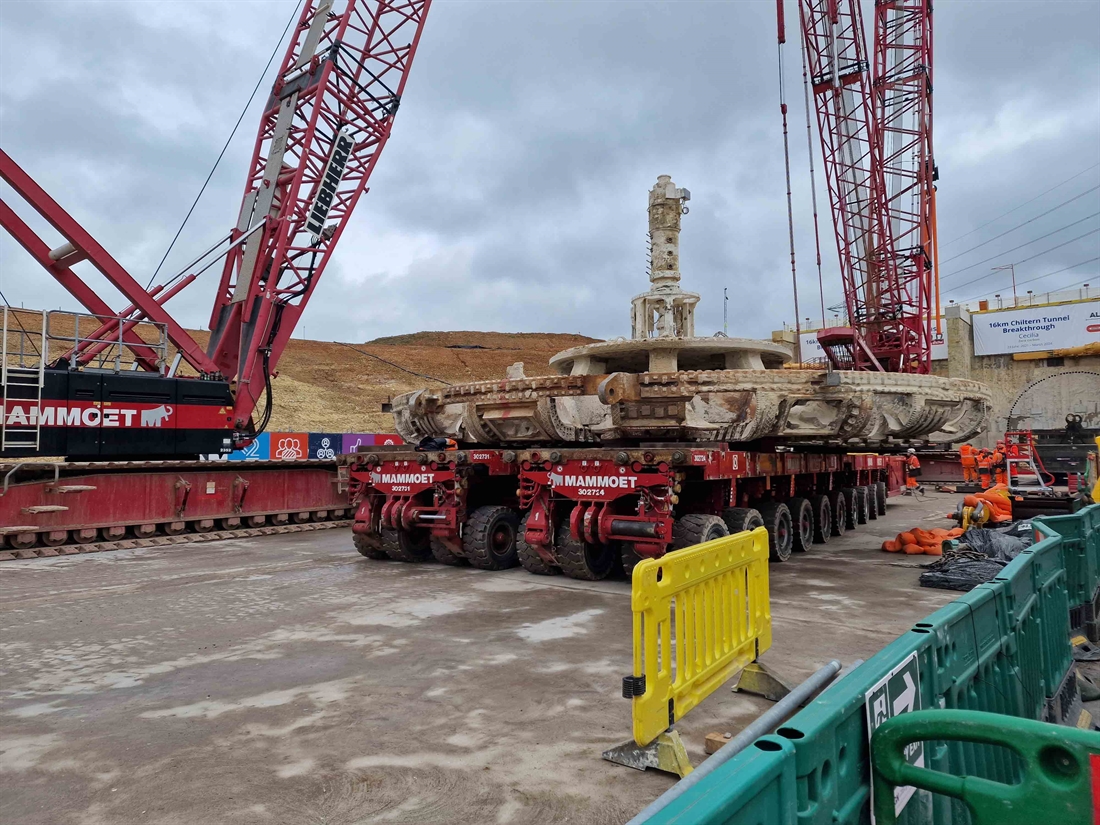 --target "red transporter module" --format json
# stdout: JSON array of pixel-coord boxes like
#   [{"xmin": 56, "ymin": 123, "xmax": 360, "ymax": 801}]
[{"xmin": 344, "ymin": 443, "xmax": 898, "ymax": 581}]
